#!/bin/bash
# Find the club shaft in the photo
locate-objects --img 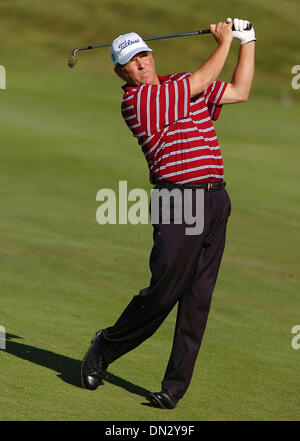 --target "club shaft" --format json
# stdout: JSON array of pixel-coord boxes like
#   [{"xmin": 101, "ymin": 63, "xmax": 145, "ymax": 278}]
[
  {"xmin": 68, "ymin": 23, "xmax": 252, "ymax": 67},
  {"xmin": 144, "ymin": 29, "xmax": 211, "ymax": 42},
  {"xmin": 72, "ymin": 30, "xmax": 211, "ymax": 55}
]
